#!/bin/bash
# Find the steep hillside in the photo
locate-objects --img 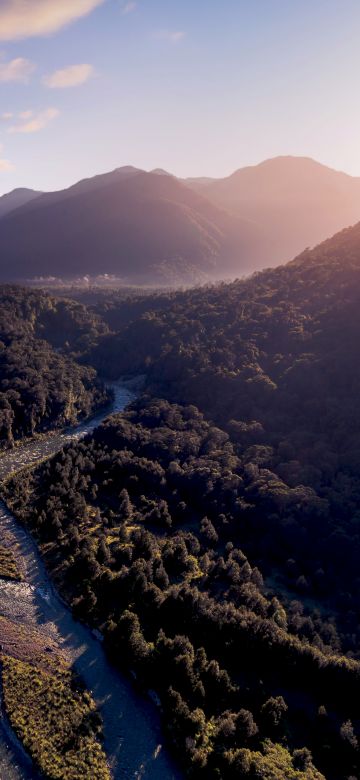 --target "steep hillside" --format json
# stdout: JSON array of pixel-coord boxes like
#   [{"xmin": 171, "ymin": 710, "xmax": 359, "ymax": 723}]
[{"xmin": 0, "ymin": 286, "xmax": 109, "ymax": 446}]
